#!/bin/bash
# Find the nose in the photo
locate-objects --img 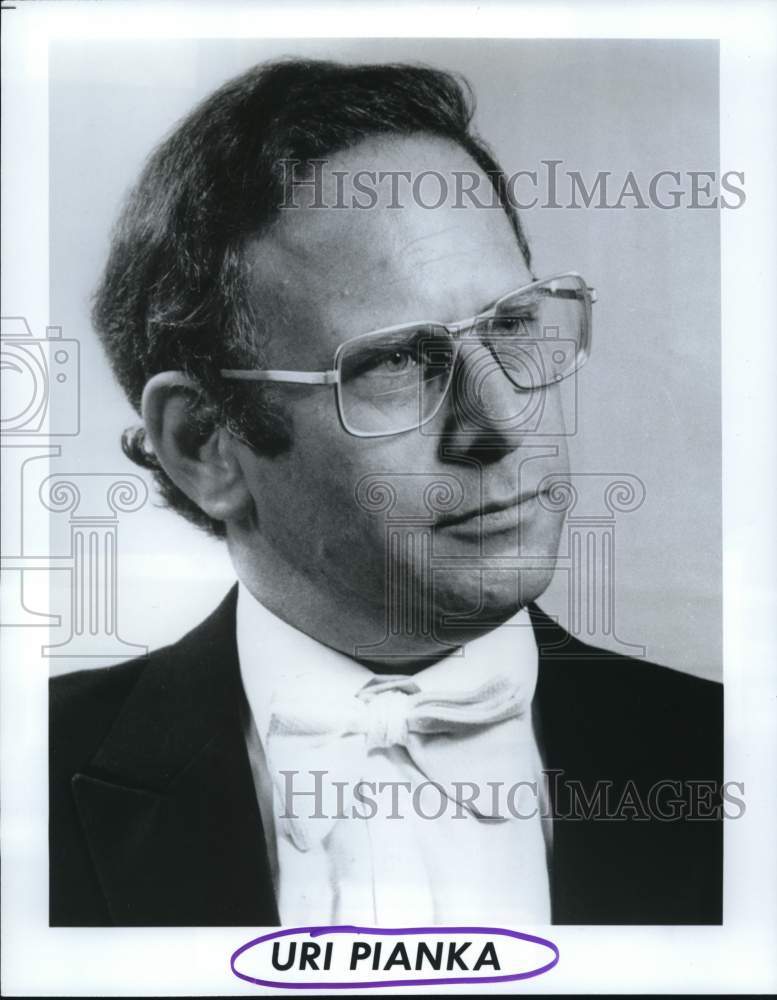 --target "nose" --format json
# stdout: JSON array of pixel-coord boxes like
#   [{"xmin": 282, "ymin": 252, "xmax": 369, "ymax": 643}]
[{"xmin": 435, "ymin": 338, "xmax": 545, "ymax": 463}]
